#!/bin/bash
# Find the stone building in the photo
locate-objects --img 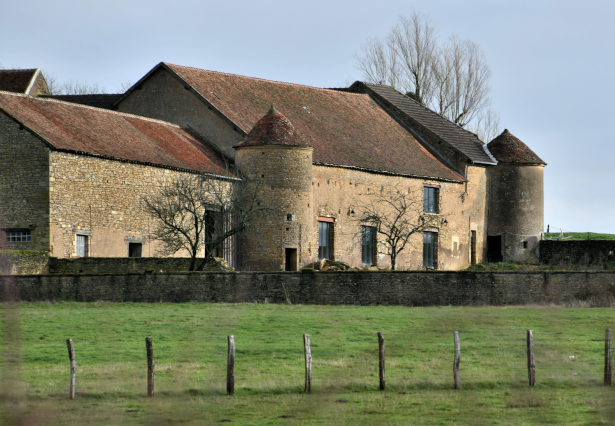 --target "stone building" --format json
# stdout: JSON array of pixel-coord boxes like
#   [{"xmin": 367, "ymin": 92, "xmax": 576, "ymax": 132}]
[
  {"xmin": 1, "ymin": 62, "xmax": 546, "ymax": 272},
  {"xmin": 0, "ymin": 92, "xmax": 233, "ymax": 265}
]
